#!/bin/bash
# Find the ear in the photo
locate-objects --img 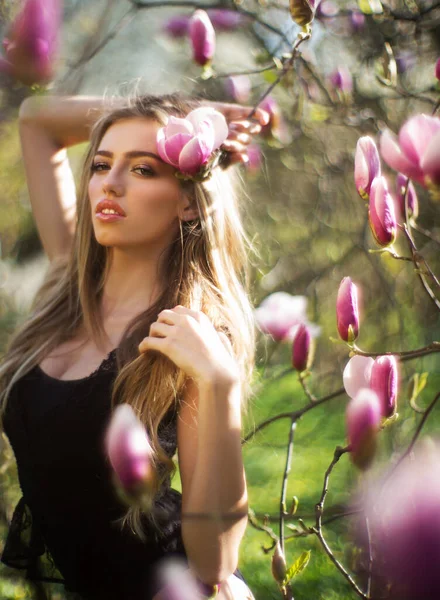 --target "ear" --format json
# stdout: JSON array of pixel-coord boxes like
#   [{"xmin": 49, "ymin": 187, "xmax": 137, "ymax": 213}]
[{"xmin": 178, "ymin": 195, "xmax": 199, "ymax": 222}]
